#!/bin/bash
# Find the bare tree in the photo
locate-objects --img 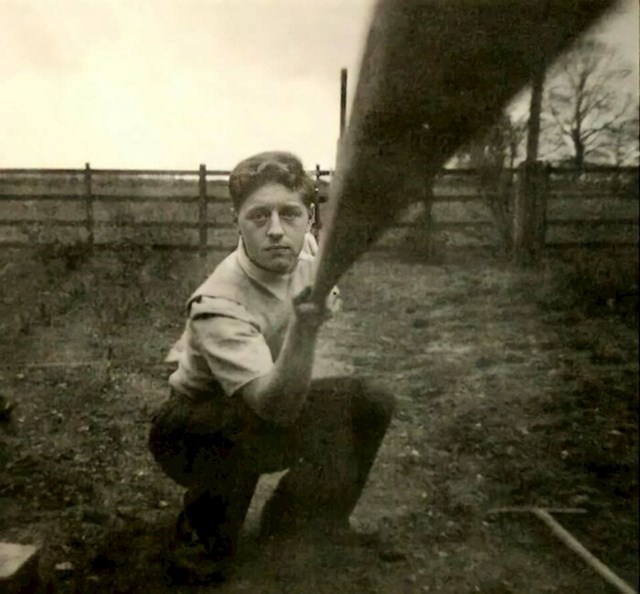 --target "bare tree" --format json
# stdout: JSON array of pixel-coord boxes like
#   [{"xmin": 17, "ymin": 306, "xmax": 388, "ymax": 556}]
[{"xmin": 543, "ymin": 39, "xmax": 636, "ymax": 168}]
